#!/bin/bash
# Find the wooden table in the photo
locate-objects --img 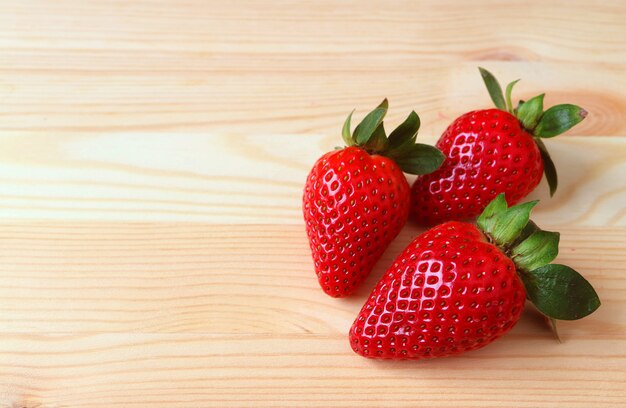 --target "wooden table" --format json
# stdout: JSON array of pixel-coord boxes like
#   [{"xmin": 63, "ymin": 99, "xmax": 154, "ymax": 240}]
[{"xmin": 1, "ymin": 1, "xmax": 625, "ymax": 407}]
